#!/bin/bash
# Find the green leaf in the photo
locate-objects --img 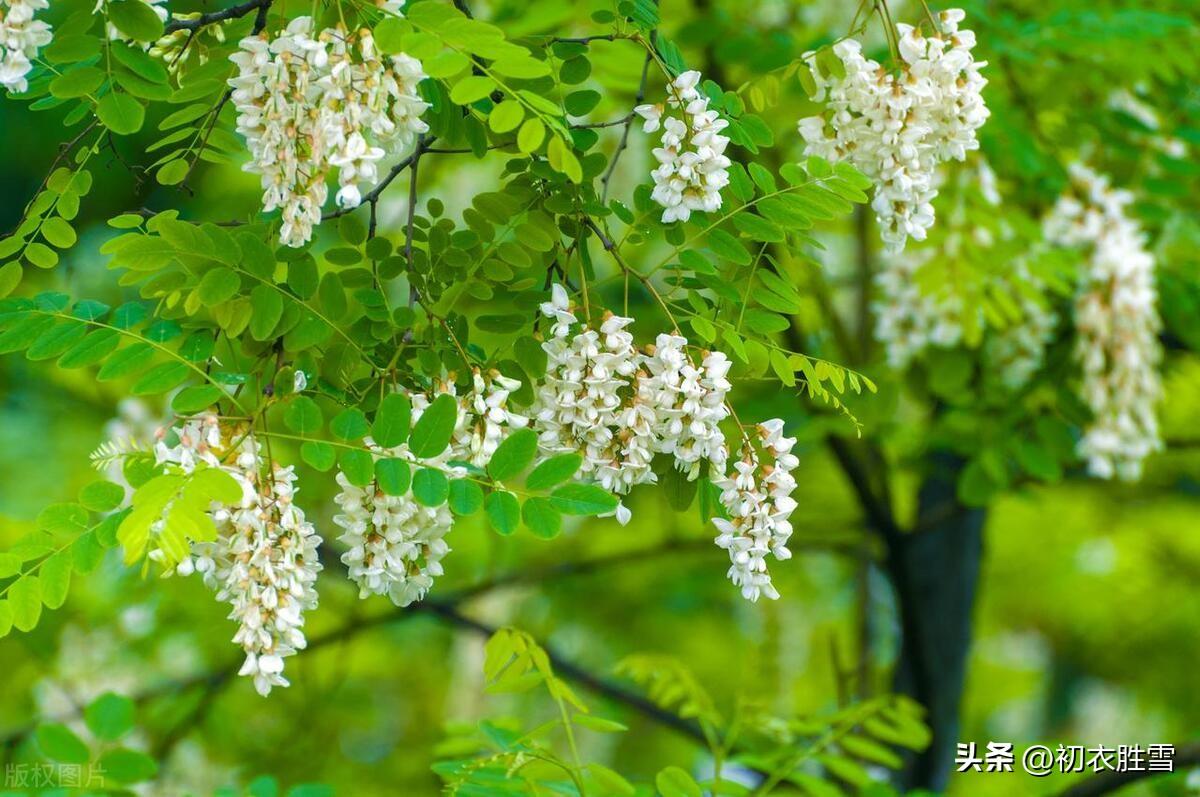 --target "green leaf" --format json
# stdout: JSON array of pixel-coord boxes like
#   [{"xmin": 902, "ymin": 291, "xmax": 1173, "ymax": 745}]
[
  {"xmin": 8, "ymin": 576, "xmax": 41, "ymax": 633},
  {"xmin": 36, "ymin": 723, "xmax": 90, "ymax": 764},
  {"xmin": 197, "ymin": 266, "xmax": 240, "ymax": 304},
  {"xmin": 285, "ymin": 395, "xmax": 322, "ymax": 435},
  {"xmin": 99, "ymin": 748, "xmax": 158, "ymax": 783},
  {"xmin": 248, "ymin": 285, "xmax": 284, "ymax": 340},
  {"xmin": 331, "ymin": 408, "xmax": 370, "ymax": 441},
  {"xmin": 448, "ymin": 479, "xmax": 483, "ymax": 515},
  {"xmin": 96, "ymin": 92, "xmax": 145, "ymax": 135},
  {"xmin": 409, "ymin": 393, "xmax": 458, "ymax": 458},
  {"xmin": 525, "ymin": 453, "xmax": 582, "ymax": 490},
  {"xmin": 487, "ymin": 427, "xmax": 538, "ymax": 482},
  {"xmin": 0, "ymin": 601, "xmax": 11, "ymax": 638},
  {"xmin": 521, "ymin": 497, "xmax": 561, "ymax": 539},
  {"xmin": 339, "ymin": 449, "xmax": 375, "ymax": 487},
  {"xmin": 588, "ymin": 763, "xmax": 635, "ymax": 796},
  {"xmin": 450, "ymin": 76, "xmax": 497, "ymax": 105},
  {"xmin": 375, "ymin": 457, "xmax": 412, "ymax": 496},
  {"xmin": 108, "ymin": 0, "xmax": 165, "ymax": 42},
  {"xmin": 300, "ymin": 441, "xmax": 335, "ymax": 471},
  {"xmin": 50, "ymin": 66, "xmax": 105, "ymax": 99},
  {"xmin": 573, "ymin": 713, "xmax": 627, "ymax": 733},
  {"xmin": 40, "ymin": 551, "xmax": 71, "ymax": 609},
  {"xmin": 37, "ymin": 502, "xmax": 88, "ymax": 537},
  {"xmin": 656, "ymin": 767, "xmax": 702, "ymax": 797},
  {"xmin": 372, "ymin": 392, "xmax": 412, "ymax": 448},
  {"xmin": 131, "ymin": 361, "xmax": 190, "ymax": 395},
  {"xmin": 412, "ymin": 467, "xmax": 449, "ymax": 506},
  {"xmin": 171, "ymin": 384, "xmax": 223, "ymax": 415},
  {"xmin": 79, "ymin": 480, "xmax": 125, "ymax": 512},
  {"xmin": 85, "ymin": 692, "xmax": 135, "ymax": 741},
  {"xmin": 549, "ymin": 483, "xmax": 617, "ymax": 516},
  {"xmin": 517, "ymin": 118, "xmax": 545, "ymax": 153},
  {"xmin": 41, "ymin": 217, "xmax": 77, "ymax": 248},
  {"xmin": 485, "ymin": 490, "xmax": 520, "ymax": 535}
]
